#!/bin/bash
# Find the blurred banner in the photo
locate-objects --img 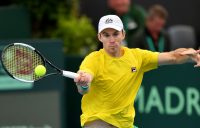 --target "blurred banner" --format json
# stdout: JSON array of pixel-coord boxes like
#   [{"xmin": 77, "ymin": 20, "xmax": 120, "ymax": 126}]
[
  {"xmin": 0, "ymin": 40, "xmax": 66, "ymax": 128},
  {"xmin": 134, "ymin": 63, "xmax": 200, "ymax": 128}
]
